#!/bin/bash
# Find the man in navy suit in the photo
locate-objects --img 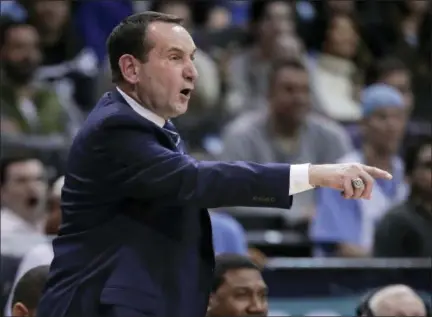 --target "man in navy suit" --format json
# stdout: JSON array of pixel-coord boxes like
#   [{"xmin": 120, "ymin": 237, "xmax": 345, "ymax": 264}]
[{"xmin": 37, "ymin": 11, "xmax": 392, "ymax": 317}]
